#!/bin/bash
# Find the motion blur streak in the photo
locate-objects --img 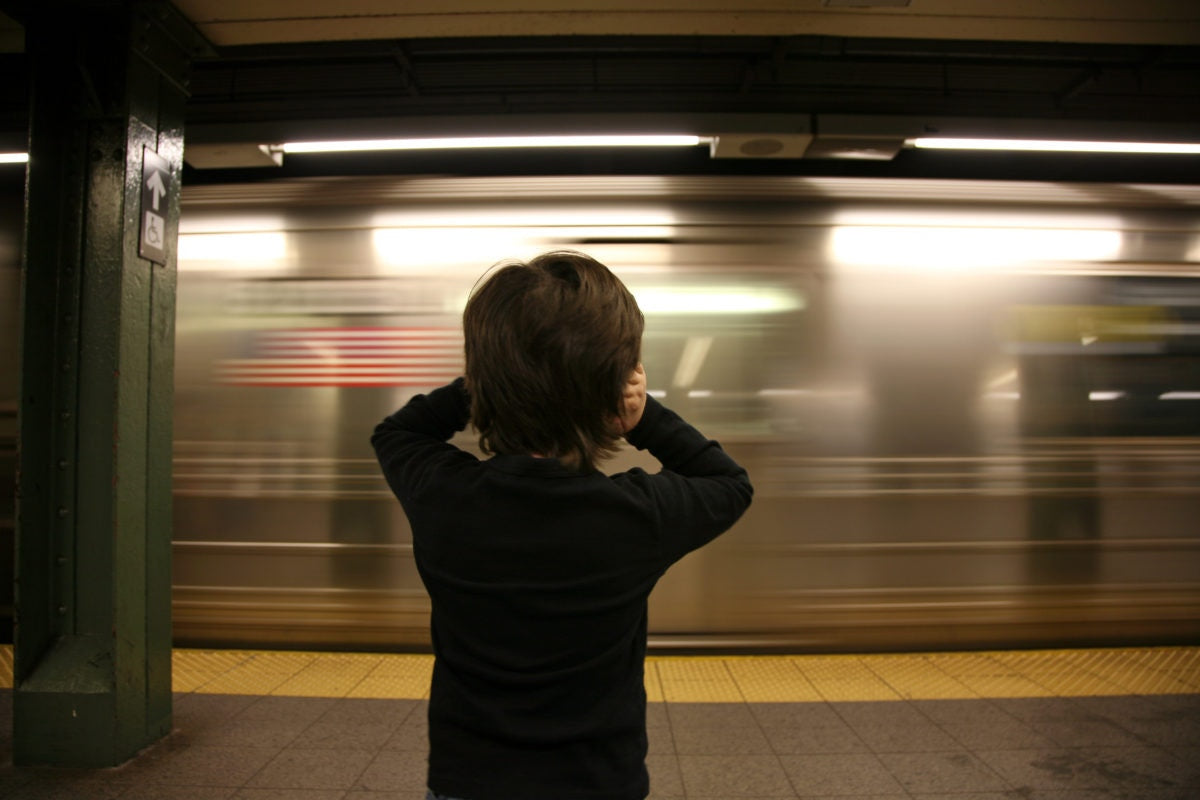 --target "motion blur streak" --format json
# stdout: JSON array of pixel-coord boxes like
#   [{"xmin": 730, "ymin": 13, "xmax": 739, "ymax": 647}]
[
  {"xmin": 830, "ymin": 226, "xmax": 1122, "ymax": 270},
  {"xmin": 178, "ymin": 231, "xmax": 288, "ymax": 266},
  {"xmin": 4, "ymin": 174, "xmax": 1197, "ymax": 652},
  {"xmin": 216, "ymin": 328, "xmax": 465, "ymax": 387}
]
